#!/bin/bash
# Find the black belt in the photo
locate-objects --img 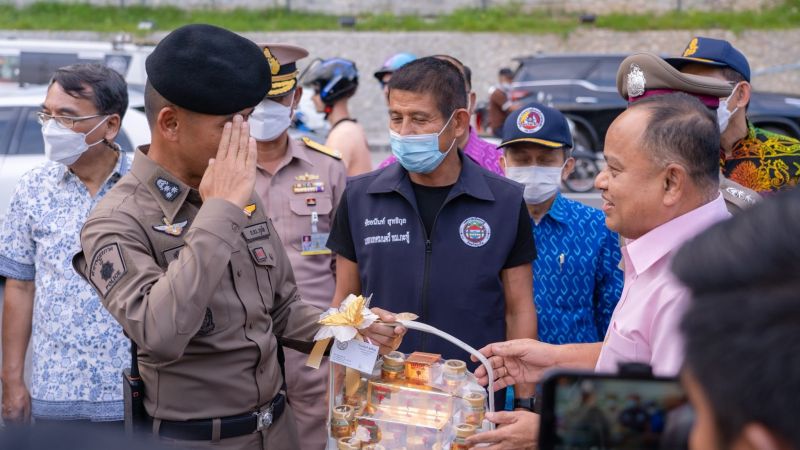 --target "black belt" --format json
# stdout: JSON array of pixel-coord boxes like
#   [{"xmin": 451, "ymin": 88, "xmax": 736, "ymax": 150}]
[{"xmin": 151, "ymin": 393, "xmax": 286, "ymax": 441}]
